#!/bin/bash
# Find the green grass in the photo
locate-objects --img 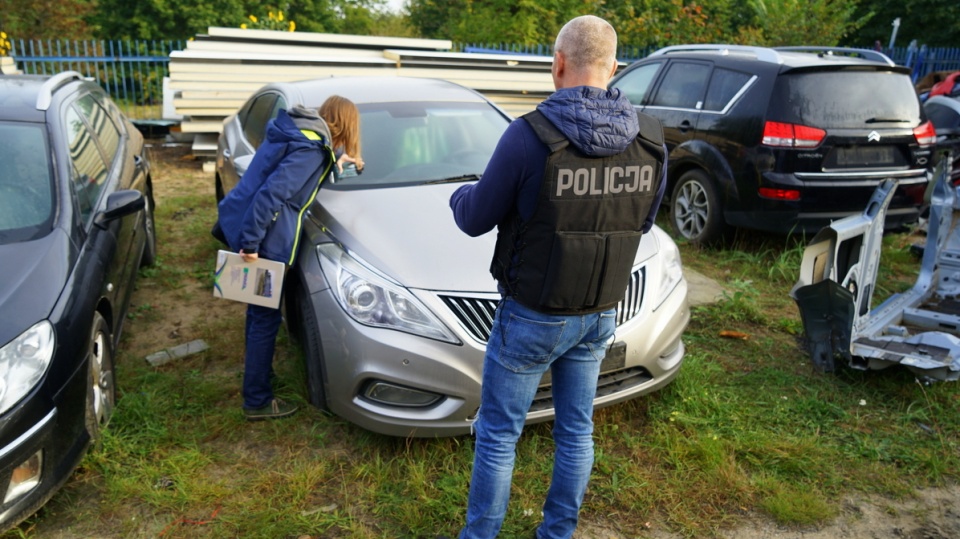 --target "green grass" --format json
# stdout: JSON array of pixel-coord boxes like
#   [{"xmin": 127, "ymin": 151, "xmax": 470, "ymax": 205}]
[{"xmin": 4, "ymin": 154, "xmax": 958, "ymax": 538}]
